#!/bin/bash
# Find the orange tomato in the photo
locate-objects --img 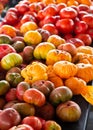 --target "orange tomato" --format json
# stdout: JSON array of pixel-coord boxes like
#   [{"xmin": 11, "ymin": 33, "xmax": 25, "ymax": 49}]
[
  {"xmin": 0, "ymin": 25, "xmax": 17, "ymax": 38},
  {"xmin": 23, "ymin": 88, "xmax": 46, "ymax": 107}
]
